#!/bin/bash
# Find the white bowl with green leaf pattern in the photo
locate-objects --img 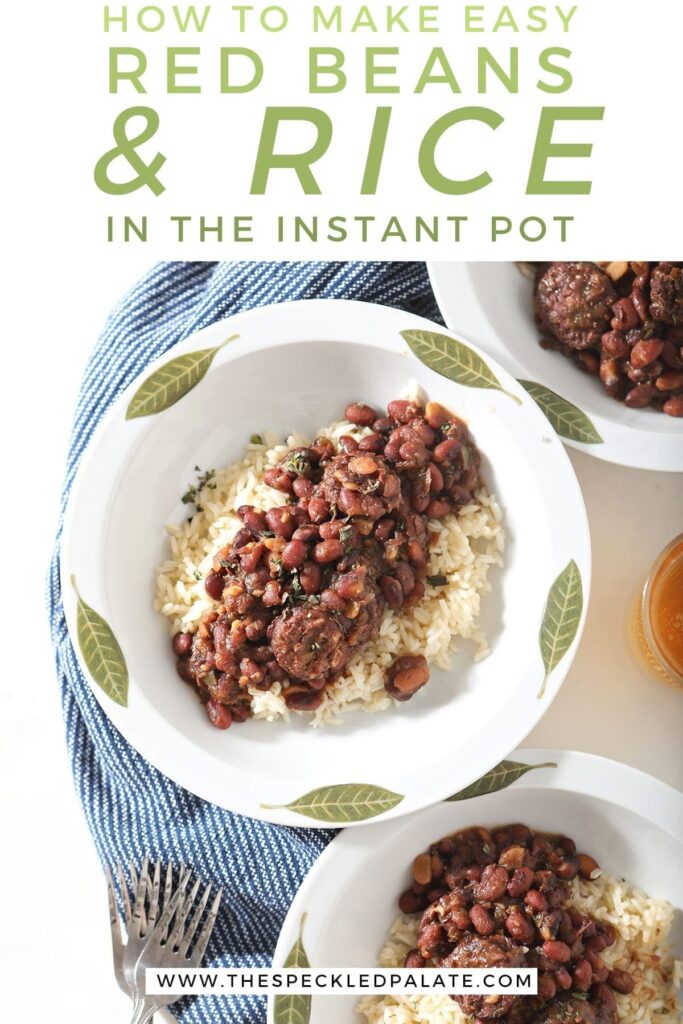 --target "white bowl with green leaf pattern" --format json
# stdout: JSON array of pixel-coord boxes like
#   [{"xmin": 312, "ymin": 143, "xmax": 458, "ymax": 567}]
[
  {"xmin": 428, "ymin": 262, "xmax": 683, "ymax": 472},
  {"xmin": 269, "ymin": 749, "xmax": 683, "ymax": 1024},
  {"xmin": 61, "ymin": 299, "xmax": 590, "ymax": 827}
]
